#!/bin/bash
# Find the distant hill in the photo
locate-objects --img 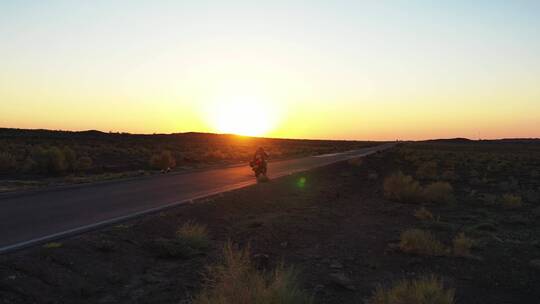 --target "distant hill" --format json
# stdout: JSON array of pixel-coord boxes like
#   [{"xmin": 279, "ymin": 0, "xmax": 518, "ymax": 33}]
[
  {"xmin": 424, "ymin": 137, "xmax": 540, "ymax": 144},
  {"xmin": 497, "ymin": 138, "xmax": 540, "ymax": 143},
  {"xmin": 424, "ymin": 138, "xmax": 472, "ymax": 143},
  {"xmin": 0, "ymin": 127, "xmax": 367, "ymax": 143}
]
